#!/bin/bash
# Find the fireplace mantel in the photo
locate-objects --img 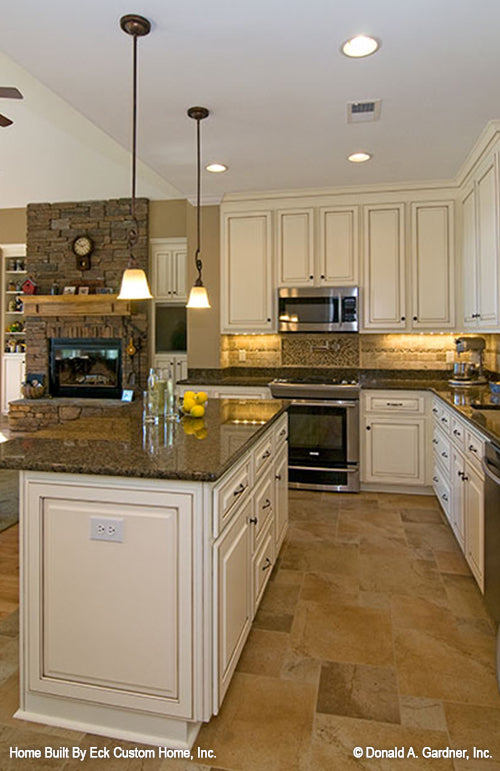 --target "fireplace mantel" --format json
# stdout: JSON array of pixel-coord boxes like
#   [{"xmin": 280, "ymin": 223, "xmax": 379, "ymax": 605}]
[{"xmin": 23, "ymin": 295, "xmax": 132, "ymax": 317}]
